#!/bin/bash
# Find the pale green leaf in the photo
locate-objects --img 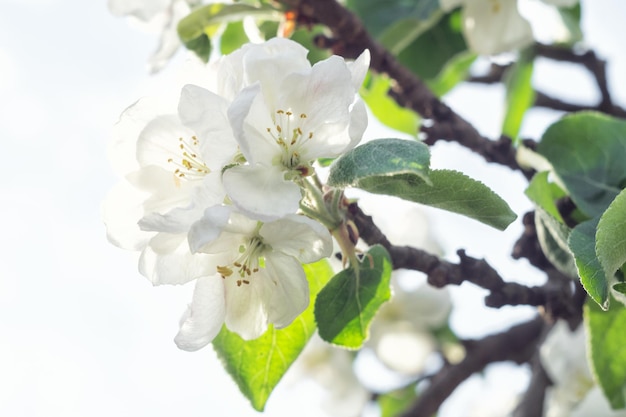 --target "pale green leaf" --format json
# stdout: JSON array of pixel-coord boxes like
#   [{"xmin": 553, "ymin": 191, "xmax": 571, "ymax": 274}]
[
  {"xmin": 585, "ymin": 297, "xmax": 626, "ymax": 409},
  {"xmin": 315, "ymin": 245, "xmax": 392, "ymax": 349},
  {"xmin": 379, "ymin": 384, "xmax": 418, "ymax": 417},
  {"xmin": 525, "ymin": 171, "xmax": 567, "ymax": 223},
  {"xmin": 212, "ymin": 259, "xmax": 334, "ymax": 411},
  {"xmin": 426, "ymin": 51, "xmax": 476, "ymax": 96},
  {"xmin": 535, "ymin": 208, "xmax": 577, "ymax": 279},
  {"xmin": 597, "ymin": 189, "xmax": 626, "ymax": 287},
  {"xmin": 569, "ymin": 218, "xmax": 609, "ymax": 309},
  {"xmin": 502, "ymin": 48, "xmax": 535, "ymax": 142},
  {"xmin": 220, "ymin": 20, "xmax": 249, "ymax": 55}
]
